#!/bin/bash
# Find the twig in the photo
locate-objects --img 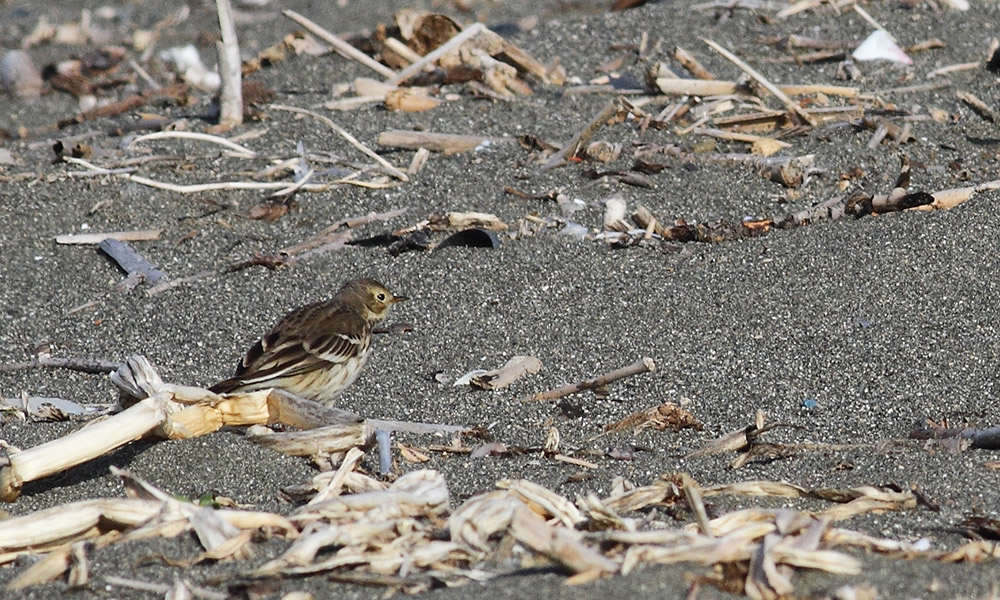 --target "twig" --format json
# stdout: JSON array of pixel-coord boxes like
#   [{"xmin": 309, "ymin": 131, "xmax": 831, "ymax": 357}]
[
  {"xmin": 389, "ymin": 22, "xmax": 486, "ymax": 84},
  {"xmin": 521, "ymin": 357, "xmax": 657, "ymax": 402},
  {"xmin": 654, "ymin": 78, "xmax": 858, "ymax": 98},
  {"xmin": 215, "ymin": 0, "xmax": 243, "ymax": 127},
  {"xmin": 63, "ymin": 157, "xmax": 343, "ymax": 194},
  {"xmin": 541, "ymin": 97, "xmax": 631, "ymax": 171},
  {"xmin": 128, "ymin": 59, "xmax": 160, "ymax": 90},
  {"xmin": 703, "ymin": 38, "xmax": 818, "ymax": 126},
  {"xmin": 269, "ymin": 167, "xmax": 315, "ymax": 197},
  {"xmin": 681, "ymin": 474, "xmax": 714, "ymax": 537},
  {"xmin": 270, "ymin": 104, "xmax": 409, "ymax": 181},
  {"xmin": 672, "ymin": 46, "xmax": 714, "ymax": 80},
  {"xmin": 957, "ymin": 91, "xmax": 1000, "ymax": 124},
  {"xmin": 279, "ymin": 207, "xmax": 409, "ymax": 255},
  {"xmin": 926, "ymin": 62, "xmax": 980, "ymax": 78},
  {"xmin": 281, "ymin": 9, "xmax": 397, "ymax": 79},
  {"xmin": 128, "ymin": 131, "xmax": 257, "ymax": 157},
  {"xmin": 377, "ymin": 130, "xmax": 512, "ymax": 153},
  {"xmin": 55, "ymin": 229, "xmax": 162, "ymax": 245},
  {"xmin": 103, "ymin": 576, "xmax": 227, "ymax": 600},
  {"xmin": 691, "ymin": 127, "xmax": 792, "ymax": 148},
  {"xmin": 148, "ymin": 208, "xmax": 408, "ymax": 296},
  {"xmin": 0, "ymin": 355, "xmax": 122, "ymax": 374},
  {"xmin": 383, "ymin": 37, "xmax": 421, "ymax": 64},
  {"xmin": 365, "ymin": 419, "xmax": 472, "ymax": 435},
  {"xmin": 853, "ymin": 3, "xmax": 888, "ymax": 36}
]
